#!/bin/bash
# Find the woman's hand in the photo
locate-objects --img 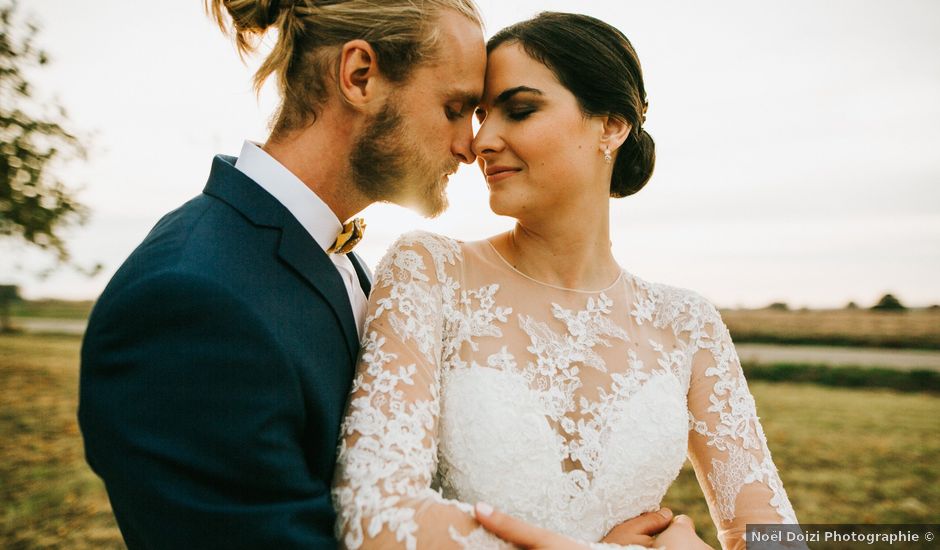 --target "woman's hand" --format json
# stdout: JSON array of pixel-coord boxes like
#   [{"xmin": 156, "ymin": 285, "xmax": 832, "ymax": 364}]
[{"xmin": 653, "ymin": 515, "xmax": 715, "ymax": 550}]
